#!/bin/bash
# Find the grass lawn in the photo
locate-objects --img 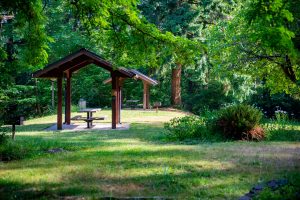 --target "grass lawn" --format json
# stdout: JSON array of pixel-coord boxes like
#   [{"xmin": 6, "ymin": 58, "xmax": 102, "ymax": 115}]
[{"xmin": 0, "ymin": 109, "xmax": 299, "ymax": 199}]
